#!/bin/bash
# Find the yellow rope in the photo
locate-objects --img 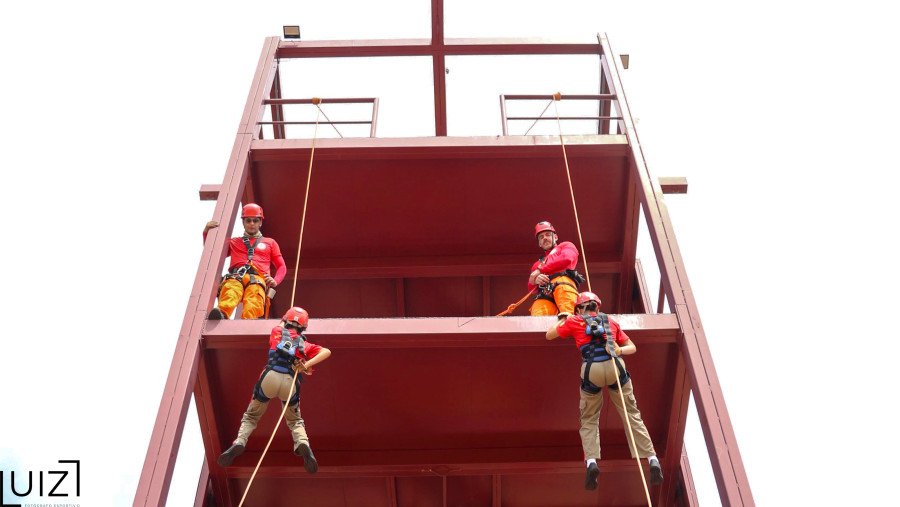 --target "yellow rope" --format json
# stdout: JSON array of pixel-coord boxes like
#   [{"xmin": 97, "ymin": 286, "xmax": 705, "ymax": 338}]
[
  {"xmin": 551, "ymin": 94, "xmax": 591, "ymax": 293},
  {"xmin": 238, "ymin": 98, "xmax": 322, "ymax": 505},
  {"xmin": 290, "ymin": 100, "xmax": 321, "ymax": 307},
  {"xmin": 610, "ymin": 356, "xmax": 653, "ymax": 506},
  {"xmin": 552, "ymin": 92, "xmax": 651, "ymax": 504},
  {"xmin": 237, "ymin": 368, "xmax": 302, "ymax": 507}
]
